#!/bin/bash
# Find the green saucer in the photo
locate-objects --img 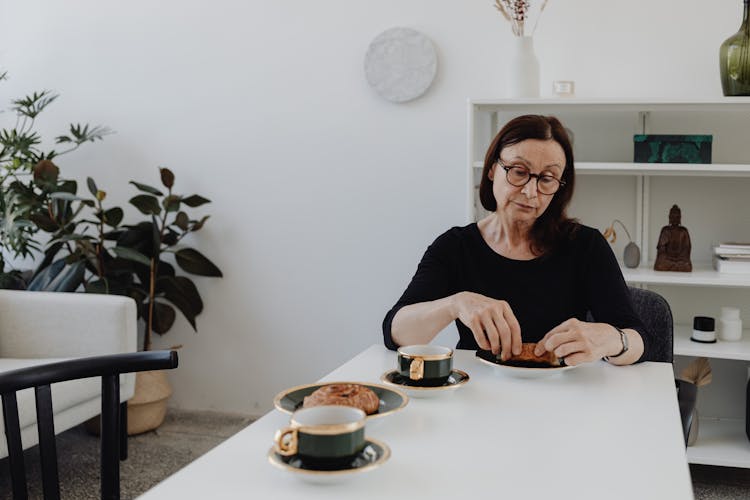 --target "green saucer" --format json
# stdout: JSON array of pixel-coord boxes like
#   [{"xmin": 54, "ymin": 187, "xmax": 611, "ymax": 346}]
[
  {"xmin": 268, "ymin": 438, "xmax": 391, "ymax": 484},
  {"xmin": 273, "ymin": 381, "xmax": 408, "ymax": 420}
]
